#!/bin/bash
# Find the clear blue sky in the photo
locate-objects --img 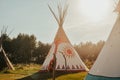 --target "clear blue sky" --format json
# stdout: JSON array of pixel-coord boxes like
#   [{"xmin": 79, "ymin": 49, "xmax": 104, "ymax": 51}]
[{"xmin": 0, "ymin": 0, "xmax": 118, "ymax": 44}]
